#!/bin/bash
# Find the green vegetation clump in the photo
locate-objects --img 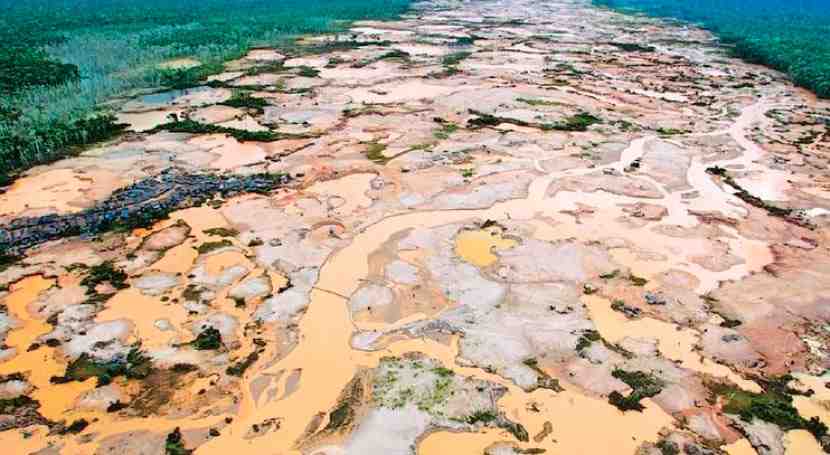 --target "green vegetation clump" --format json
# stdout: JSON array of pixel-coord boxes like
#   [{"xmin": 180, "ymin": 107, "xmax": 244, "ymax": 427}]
[
  {"xmin": 599, "ymin": 269, "xmax": 620, "ymax": 279},
  {"xmin": 196, "ymin": 239, "xmax": 233, "ymax": 254},
  {"xmin": 190, "ymin": 327, "xmax": 223, "ymax": 351},
  {"xmin": 542, "ymin": 112, "xmax": 602, "ymax": 132},
  {"xmin": 160, "ymin": 62, "xmax": 225, "ymax": 89},
  {"xmin": 202, "ymin": 227, "xmax": 239, "ymax": 237},
  {"xmin": 296, "ymin": 65, "xmax": 321, "ymax": 78},
  {"xmin": 165, "ymin": 427, "xmax": 193, "ymax": 455},
  {"xmin": 353, "ymin": 49, "xmax": 410, "ymax": 68},
  {"xmin": 466, "ymin": 410, "xmax": 498, "ymax": 425},
  {"xmin": 608, "ymin": 368, "xmax": 663, "ymax": 412},
  {"xmin": 0, "ymin": 395, "xmax": 39, "ymax": 414},
  {"xmin": 219, "ymin": 92, "xmax": 269, "ymax": 113},
  {"xmin": 593, "ymin": 0, "xmax": 830, "ymax": 98},
  {"xmin": 441, "ymin": 51, "xmax": 472, "ymax": 67},
  {"xmin": 80, "ymin": 261, "xmax": 129, "ymax": 294},
  {"xmin": 433, "ymin": 121, "xmax": 459, "ymax": 139},
  {"xmin": 364, "ymin": 142, "xmax": 389, "ymax": 164},
  {"xmin": 708, "ymin": 379, "xmax": 829, "ymax": 444},
  {"xmin": 0, "ymin": 253, "xmax": 21, "ymax": 273},
  {"xmin": 0, "ymin": 0, "xmax": 412, "ymax": 180},
  {"xmin": 467, "ymin": 110, "xmax": 532, "ymax": 129},
  {"xmin": 51, "ymin": 348, "xmax": 153, "ymax": 387},
  {"xmin": 575, "ymin": 329, "xmax": 602, "ymax": 352},
  {"xmin": 151, "ymin": 119, "xmax": 309, "ymax": 142},
  {"xmin": 655, "ymin": 440, "xmax": 680, "ymax": 455},
  {"xmin": 656, "ymin": 127, "xmax": 688, "ymax": 136},
  {"xmin": 608, "ymin": 42, "xmax": 656, "ymax": 52},
  {"xmin": 325, "ymin": 402, "xmax": 352, "ymax": 430},
  {"xmin": 432, "ymin": 367, "xmax": 455, "ymax": 378},
  {"xmin": 517, "ymin": 97, "xmax": 563, "ymax": 107}
]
